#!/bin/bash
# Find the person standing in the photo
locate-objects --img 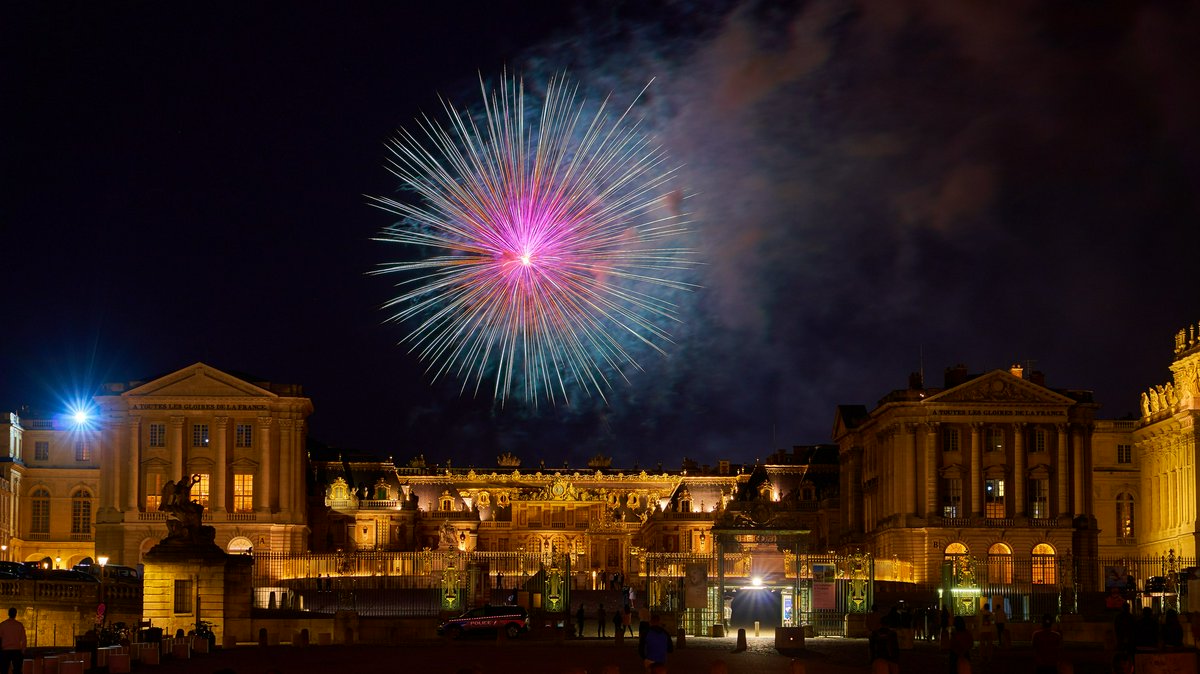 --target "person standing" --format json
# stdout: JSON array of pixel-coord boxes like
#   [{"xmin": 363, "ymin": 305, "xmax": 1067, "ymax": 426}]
[
  {"xmin": 597, "ymin": 603, "xmax": 607, "ymax": 638},
  {"xmin": 0, "ymin": 608, "xmax": 26, "ymax": 674},
  {"xmin": 949, "ymin": 615, "xmax": 973, "ymax": 674},
  {"xmin": 639, "ymin": 614, "xmax": 673, "ymax": 673},
  {"xmin": 978, "ymin": 603, "xmax": 994, "ymax": 659},
  {"xmin": 622, "ymin": 605, "xmax": 634, "ymax": 636},
  {"xmin": 576, "ymin": 603, "xmax": 586, "ymax": 638},
  {"xmin": 993, "ymin": 603, "xmax": 1007, "ymax": 648},
  {"xmin": 868, "ymin": 622, "xmax": 900, "ymax": 674},
  {"xmin": 1031, "ymin": 614, "xmax": 1062, "ymax": 674}
]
